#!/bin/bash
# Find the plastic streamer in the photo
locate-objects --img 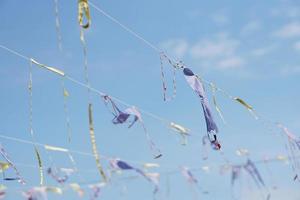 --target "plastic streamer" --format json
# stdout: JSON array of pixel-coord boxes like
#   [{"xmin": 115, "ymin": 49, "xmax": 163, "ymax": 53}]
[
  {"xmin": 47, "ymin": 167, "xmax": 74, "ymax": 184},
  {"xmin": 159, "ymin": 52, "xmax": 177, "ymax": 101},
  {"xmin": 78, "ymin": 0, "xmax": 91, "ymax": 29},
  {"xmin": 169, "ymin": 122, "xmax": 190, "ymax": 145},
  {"xmin": 23, "ymin": 186, "xmax": 62, "ymax": 200},
  {"xmin": 89, "ymin": 182, "xmax": 106, "ymax": 200},
  {"xmin": 209, "ymin": 83, "xmax": 226, "ymax": 124},
  {"xmin": 110, "ymin": 158, "xmax": 159, "ymax": 194},
  {"xmin": 183, "ymin": 68, "xmax": 221, "ymax": 150},
  {"xmin": 0, "ymin": 162, "xmax": 10, "ymax": 173},
  {"xmin": 28, "ymin": 60, "xmax": 44, "ymax": 185},
  {"xmin": 102, "ymin": 95, "xmax": 162, "ymax": 159},
  {"xmin": 0, "ymin": 185, "xmax": 6, "ymax": 199},
  {"xmin": 30, "ymin": 58, "xmax": 65, "ymax": 76},
  {"xmin": 180, "ymin": 166, "xmax": 207, "ymax": 199},
  {"xmin": 277, "ymin": 124, "xmax": 300, "ymax": 181},
  {"xmin": 0, "ymin": 144, "xmax": 25, "ymax": 184},
  {"xmin": 88, "ymin": 104, "xmax": 107, "ymax": 182},
  {"xmin": 231, "ymin": 159, "xmax": 270, "ymax": 200},
  {"xmin": 234, "ymin": 97, "xmax": 258, "ymax": 120},
  {"xmin": 53, "ymin": 0, "xmax": 63, "ymax": 51},
  {"xmin": 69, "ymin": 183, "xmax": 85, "ymax": 197}
]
